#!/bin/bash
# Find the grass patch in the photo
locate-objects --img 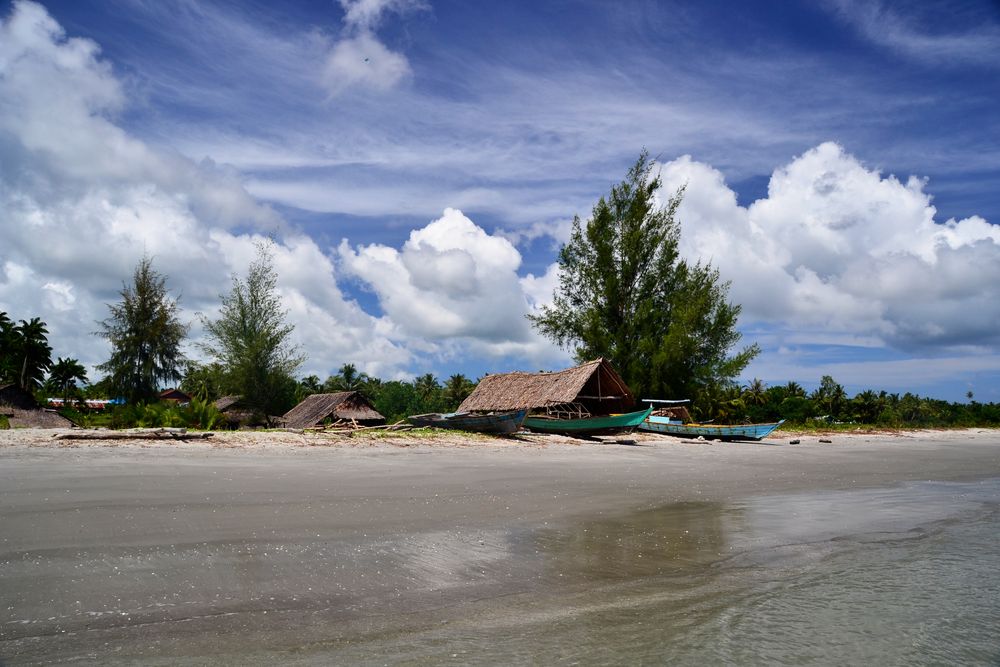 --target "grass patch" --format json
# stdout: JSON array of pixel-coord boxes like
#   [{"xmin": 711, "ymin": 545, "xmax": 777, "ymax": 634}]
[{"xmin": 0, "ymin": 415, "xmax": 9, "ymax": 430}]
